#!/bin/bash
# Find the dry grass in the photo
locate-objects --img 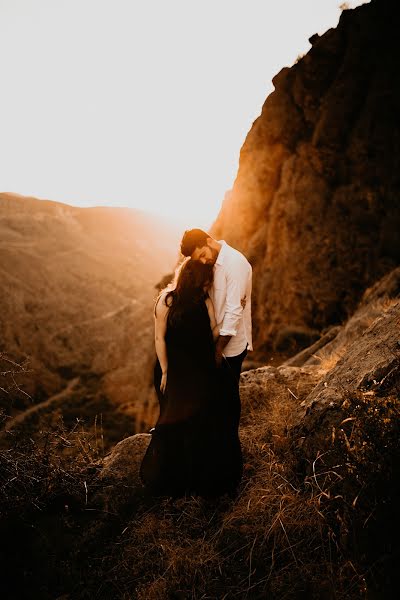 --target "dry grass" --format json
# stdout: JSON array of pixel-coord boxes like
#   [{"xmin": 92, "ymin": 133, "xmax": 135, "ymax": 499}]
[
  {"xmin": 90, "ymin": 382, "xmax": 364, "ymax": 600},
  {"xmin": 0, "ymin": 410, "xmax": 103, "ymax": 519},
  {"xmin": 0, "ymin": 351, "xmax": 34, "ymax": 411},
  {"xmin": 362, "ymin": 297, "xmax": 400, "ymax": 328},
  {"xmin": 2, "ymin": 353, "xmax": 397, "ymax": 599},
  {"xmin": 313, "ymin": 349, "xmax": 347, "ymax": 374}
]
